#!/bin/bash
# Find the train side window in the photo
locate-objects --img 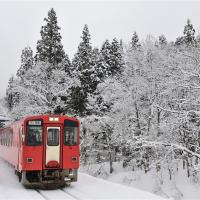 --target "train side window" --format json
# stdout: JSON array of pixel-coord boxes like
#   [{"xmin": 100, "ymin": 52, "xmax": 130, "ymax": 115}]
[
  {"xmin": 26, "ymin": 126, "xmax": 43, "ymax": 146},
  {"xmin": 64, "ymin": 127, "xmax": 78, "ymax": 146}
]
